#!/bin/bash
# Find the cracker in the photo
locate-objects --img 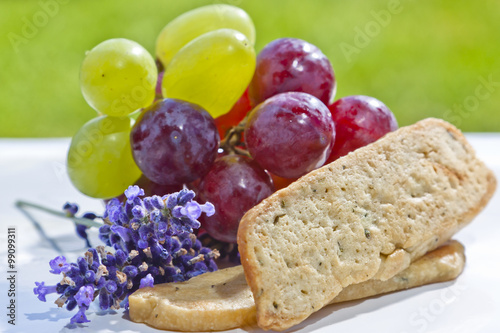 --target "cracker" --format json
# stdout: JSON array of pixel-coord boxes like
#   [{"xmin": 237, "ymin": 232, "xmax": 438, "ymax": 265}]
[
  {"xmin": 237, "ymin": 118, "xmax": 496, "ymax": 330},
  {"xmin": 128, "ymin": 240, "xmax": 466, "ymax": 331}
]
